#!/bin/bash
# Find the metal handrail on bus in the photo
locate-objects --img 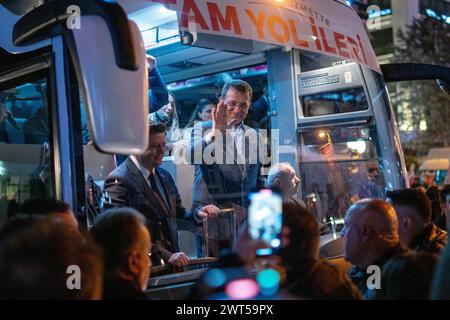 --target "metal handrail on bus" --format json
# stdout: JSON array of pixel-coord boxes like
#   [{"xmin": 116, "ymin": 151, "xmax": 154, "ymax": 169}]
[{"xmin": 202, "ymin": 208, "xmax": 236, "ymax": 257}]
